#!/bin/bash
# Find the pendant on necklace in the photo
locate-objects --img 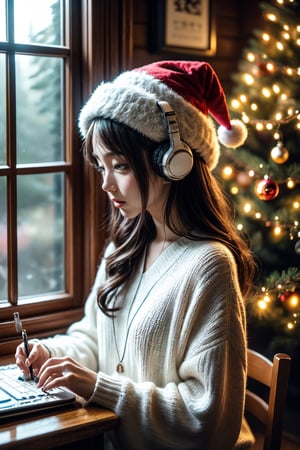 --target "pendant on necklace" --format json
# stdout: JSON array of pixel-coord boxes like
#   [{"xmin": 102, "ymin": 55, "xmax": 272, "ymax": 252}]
[{"xmin": 117, "ymin": 363, "xmax": 124, "ymax": 373}]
